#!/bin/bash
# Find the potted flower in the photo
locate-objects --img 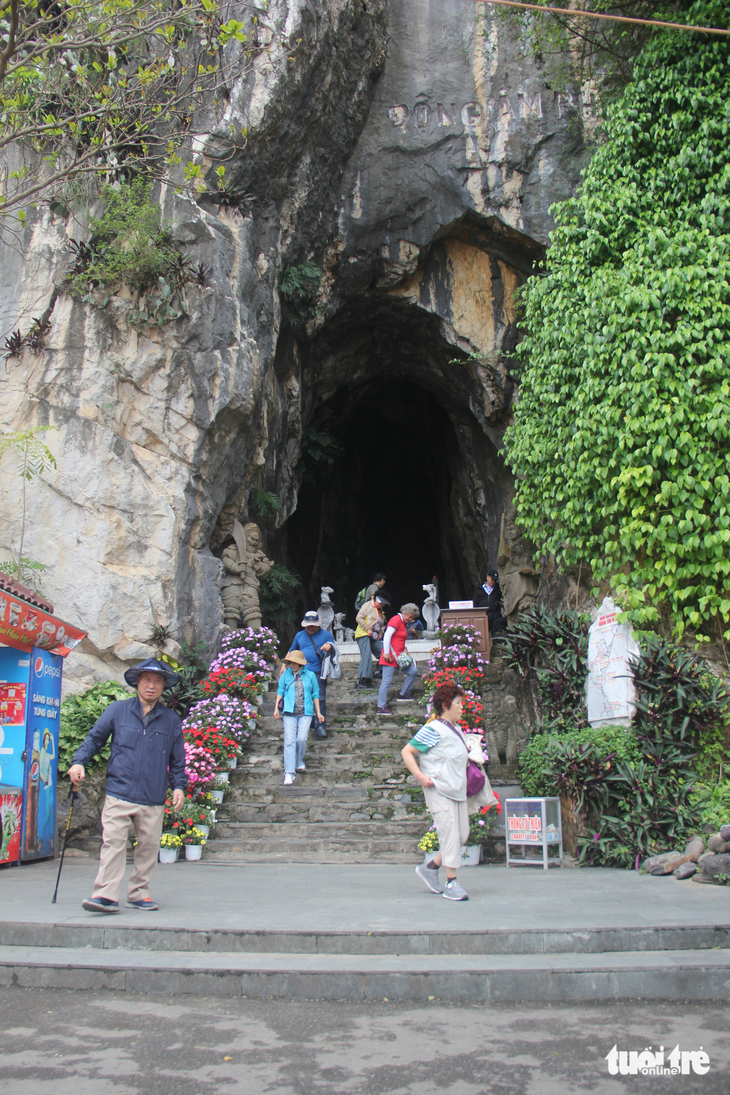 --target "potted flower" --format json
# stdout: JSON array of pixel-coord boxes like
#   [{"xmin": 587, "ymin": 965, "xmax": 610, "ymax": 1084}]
[
  {"xmin": 210, "ymin": 775, "xmax": 229, "ymax": 804},
  {"xmin": 179, "ymin": 803, "xmax": 215, "ymax": 839},
  {"xmin": 159, "ymin": 832, "xmax": 183, "ymax": 863},
  {"xmin": 462, "ymin": 798, "xmax": 502, "ymax": 865},
  {"xmin": 184, "ymin": 741, "xmax": 218, "ymax": 794},
  {"xmin": 183, "ymin": 694, "xmax": 255, "ymax": 748},
  {"xmin": 418, "ymin": 825, "xmax": 439, "ymax": 863},
  {"xmin": 182, "ymin": 826, "xmax": 207, "ymax": 861}
]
